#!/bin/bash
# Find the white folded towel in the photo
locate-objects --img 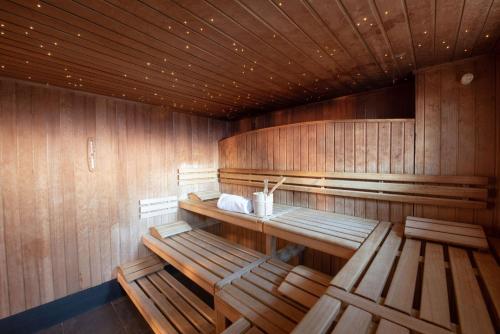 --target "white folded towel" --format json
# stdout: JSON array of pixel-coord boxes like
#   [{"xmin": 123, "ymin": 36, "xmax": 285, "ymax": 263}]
[{"xmin": 217, "ymin": 193, "xmax": 253, "ymax": 214}]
